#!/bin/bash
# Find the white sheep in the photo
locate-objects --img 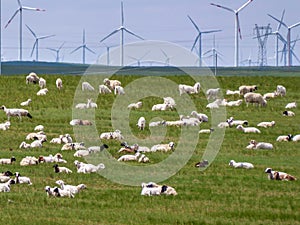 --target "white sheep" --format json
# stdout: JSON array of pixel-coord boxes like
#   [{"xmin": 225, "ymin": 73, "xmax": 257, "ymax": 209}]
[
  {"xmin": 19, "ymin": 141, "xmax": 31, "ymax": 149},
  {"xmin": 239, "ymin": 85, "xmax": 257, "ymax": 95},
  {"xmin": 150, "ymin": 142, "xmax": 175, "ymax": 152},
  {"xmin": 69, "ymin": 119, "xmax": 92, "ymax": 126},
  {"xmin": 244, "ymin": 93, "xmax": 267, "ymax": 107},
  {"xmin": 283, "ymin": 110, "xmax": 295, "ymax": 117},
  {"xmin": 99, "ymin": 84, "xmax": 112, "ymax": 94},
  {"xmin": 53, "ymin": 164, "xmax": 72, "ymax": 173},
  {"xmin": 178, "ymin": 82, "xmax": 200, "ymax": 96},
  {"xmin": 74, "ymin": 161, "xmax": 105, "ymax": 173},
  {"xmin": 137, "ymin": 117, "xmax": 146, "ymax": 130},
  {"xmin": 55, "ymin": 180, "xmax": 86, "ymax": 195},
  {"xmin": 206, "ymin": 88, "xmax": 220, "ymax": 100},
  {"xmin": 276, "ymin": 85, "xmax": 286, "ymax": 96},
  {"xmin": 117, "ymin": 152, "xmax": 141, "ymax": 162},
  {"xmin": 0, "ymin": 179, "xmax": 15, "ymax": 192},
  {"xmin": 128, "ymin": 101, "xmax": 142, "ymax": 110},
  {"xmin": 56, "ymin": 78, "xmax": 63, "ymax": 90},
  {"xmin": 229, "ymin": 160, "xmax": 254, "ymax": 169},
  {"xmin": 199, "ymin": 128, "xmax": 214, "ymax": 134},
  {"xmin": 73, "ymin": 150, "xmax": 90, "ymax": 157},
  {"xmin": 163, "ymin": 97, "xmax": 176, "ymax": 110},
  {"xmin": 149, "ymin": 121, "xmax": 164, "ymax": 127},
  {"xmin": 26, "ymin": 131, "xmax": 46, "ymax": 140},
  {"xmin": 265, "ymin": 168, "xmax": 296, "ymax": 181},
  {"xmin": 180, "ymin": 116, "xmax": 201, "ymax": 126},
  {"xmin": 0, "ymin": 156, "xmax": 16, "ymax": 165},
  {"xmin": 191, "ymin": 111, "xmax": 208, "ymax": 122},
  {"xmin": 37, "ymin": 88, "xmax": 48, "ymax": 96},
  {"xmin": 217, "ymin": 121, "xmax": 231, "ymax": 128},
  {"xmin": 226, "ymin": 90, "xmax": 240, "ymax": 95},
  {"xmin": 164, "ymin": 120, "xmax": 185, "ymax": 127},
  {"xmin": 75, "ymin": 103, "xmax": 87, "ymax": 109},
  {"xmin": 61, "ymin": 142, "xmax": 85, "ymax": 151},
  {"xmin": 61, "ymin": 134, "xmax": 73, "ymax": 144},
  {"xmin": 14, "ymin": 172, "xmax": 32, "ymax": 185},
  {"xmin": 227, "ymin": 117, "xmax": 248, "ymax": 126},
  {"xmin": 114, "ymin": 86, "xmax": 125, "ymax": 95},
  {"xmin": 38, "ymin": 77, "xmax": 46, "ymax": 89},
  {"xmin": 138, "ymin": 154, "xmax": 150, "ymax": 163},
  {"xmin": 226, "ymin": 99, "xmax": 243, "ymax": 107},
  {"xmin": 285, "ymin": 102, "xmax": 296, "ymax": 109},
  {"xmin": 82, "ymin": 81, "xmax": 95, "ymax": 91},
  {"xmin": 34, "ymin": 124, "xmax": 44, "ymax": 131},
  {"xmin": 19, "ymin": 156, "xmax": 39, "ymax": 166},
  {"xmin": 236, "ymin": 125, "xmax": 261, "ymax": 133},
  {"xmin": 0, "ymin": 121, "xmax": 11, "ymax": 130},
  {"xmin": 103, "ymin": 78, "xmax": 121, "ymax": 90},
  {"xmin": 257, "ymin": 121, "xmax": 275, "ymax": 128},
  {"xmin": 38, "ymin": 153, "xmax": 66, "ymax": 163},
  {"xmin": 52, "ymin": 187, "xmax": 74, "ymax": 198},
  {"xmin": 206, "ymin": 99, "xmax": 226, "ymax": 109},
  {"xmin": 247, "ymin": 140, "xmax": 273, "ymax": 150},
  {"xmin": 87, "ymin": 99, "xmax": 97, "ymax": 109},
  {"xmin": 276, "ymin": 134, "xmax": 293, "ymax": 142},
  {"xmin": 20, "ymin": 98, "xmax": 32, "ymax": 106},
  {"xmin": 292, "ymin": 135, "xmax": 300, "ymax": 142},
  {"xmin": 151, "ymin": 103, "xmax": 169, "ymax": 111},
  {"xmin": 141, "ymin": 182, "xmax": 177, "ymax": 196},
  {"xmin": 100, "ymin": 129, "xmax": 124, "ymax": 140},
  {"xmin": 263, "ymin": 91, "xmax": 278, "ymax": 100},
  {"xmin": 26, "ymin": 72, "xmax": 39, "ymax": 84},
  {"xmin": 30, "ymin": 138, "xmax": 47, "ymax": 148},
  {"xmin": 0, "ymin": 105, "xmax": 32, "ymax": 121}
]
